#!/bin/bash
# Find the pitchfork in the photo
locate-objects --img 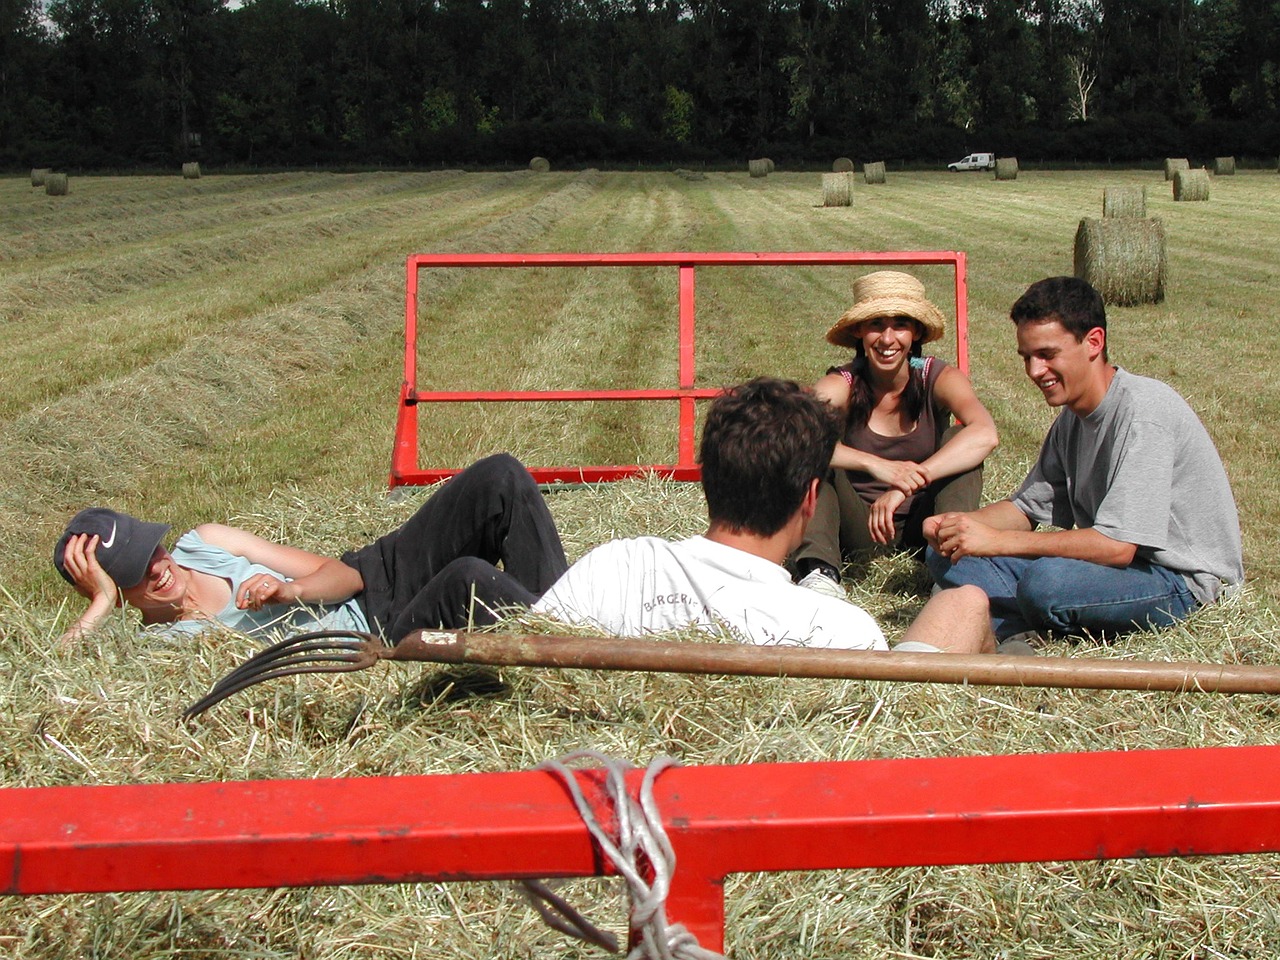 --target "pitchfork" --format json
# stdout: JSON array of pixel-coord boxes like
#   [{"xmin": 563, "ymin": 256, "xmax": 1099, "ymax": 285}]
[{"xmin": 183, "ymin": 628, "xmax": 1280, "ymax": 719}]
